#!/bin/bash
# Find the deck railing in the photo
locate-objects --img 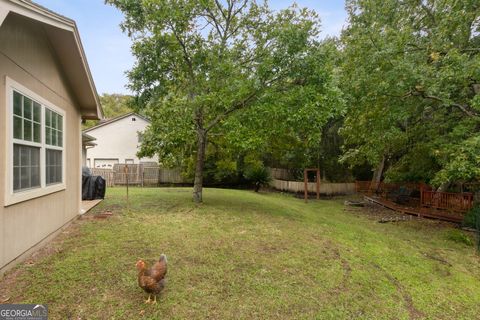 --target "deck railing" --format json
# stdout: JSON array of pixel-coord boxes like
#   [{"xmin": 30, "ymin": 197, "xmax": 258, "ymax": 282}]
[
  {"xmin": 356, "ymin": 180, "xmax": 475, "ymax": 221},
  {"xmin": 421, "ymin": 190, "xmax": 473, "ymax": 213}
]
